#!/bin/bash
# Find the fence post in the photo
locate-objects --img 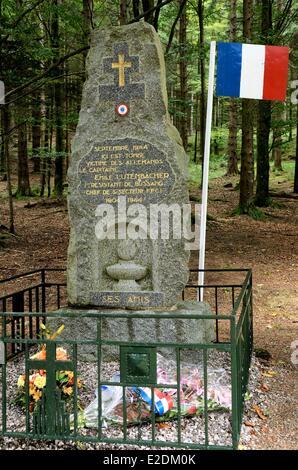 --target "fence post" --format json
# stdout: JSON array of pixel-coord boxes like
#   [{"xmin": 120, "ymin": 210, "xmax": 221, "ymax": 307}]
[
  {"xmin": 249, "ymin": 270, "xmax": 253, "ymax": 354},
  {"xmin": 230, "ymin": 314, "xmax": 240, "ymax": 449},
  {"xmin": 41, "ymin": 269, "xmax": 46, "ymax": 313},
  {"xmin": 12, "ymin": 292, "xmax": 24, "ymax": 313}
]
